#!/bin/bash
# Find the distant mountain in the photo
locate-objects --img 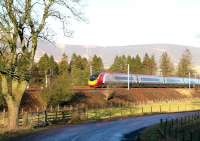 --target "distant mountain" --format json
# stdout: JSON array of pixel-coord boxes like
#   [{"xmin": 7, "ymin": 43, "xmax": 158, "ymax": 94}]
[{"xmin": 36, "ymin": 41, "xmax": 200, "ymax": 71}]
